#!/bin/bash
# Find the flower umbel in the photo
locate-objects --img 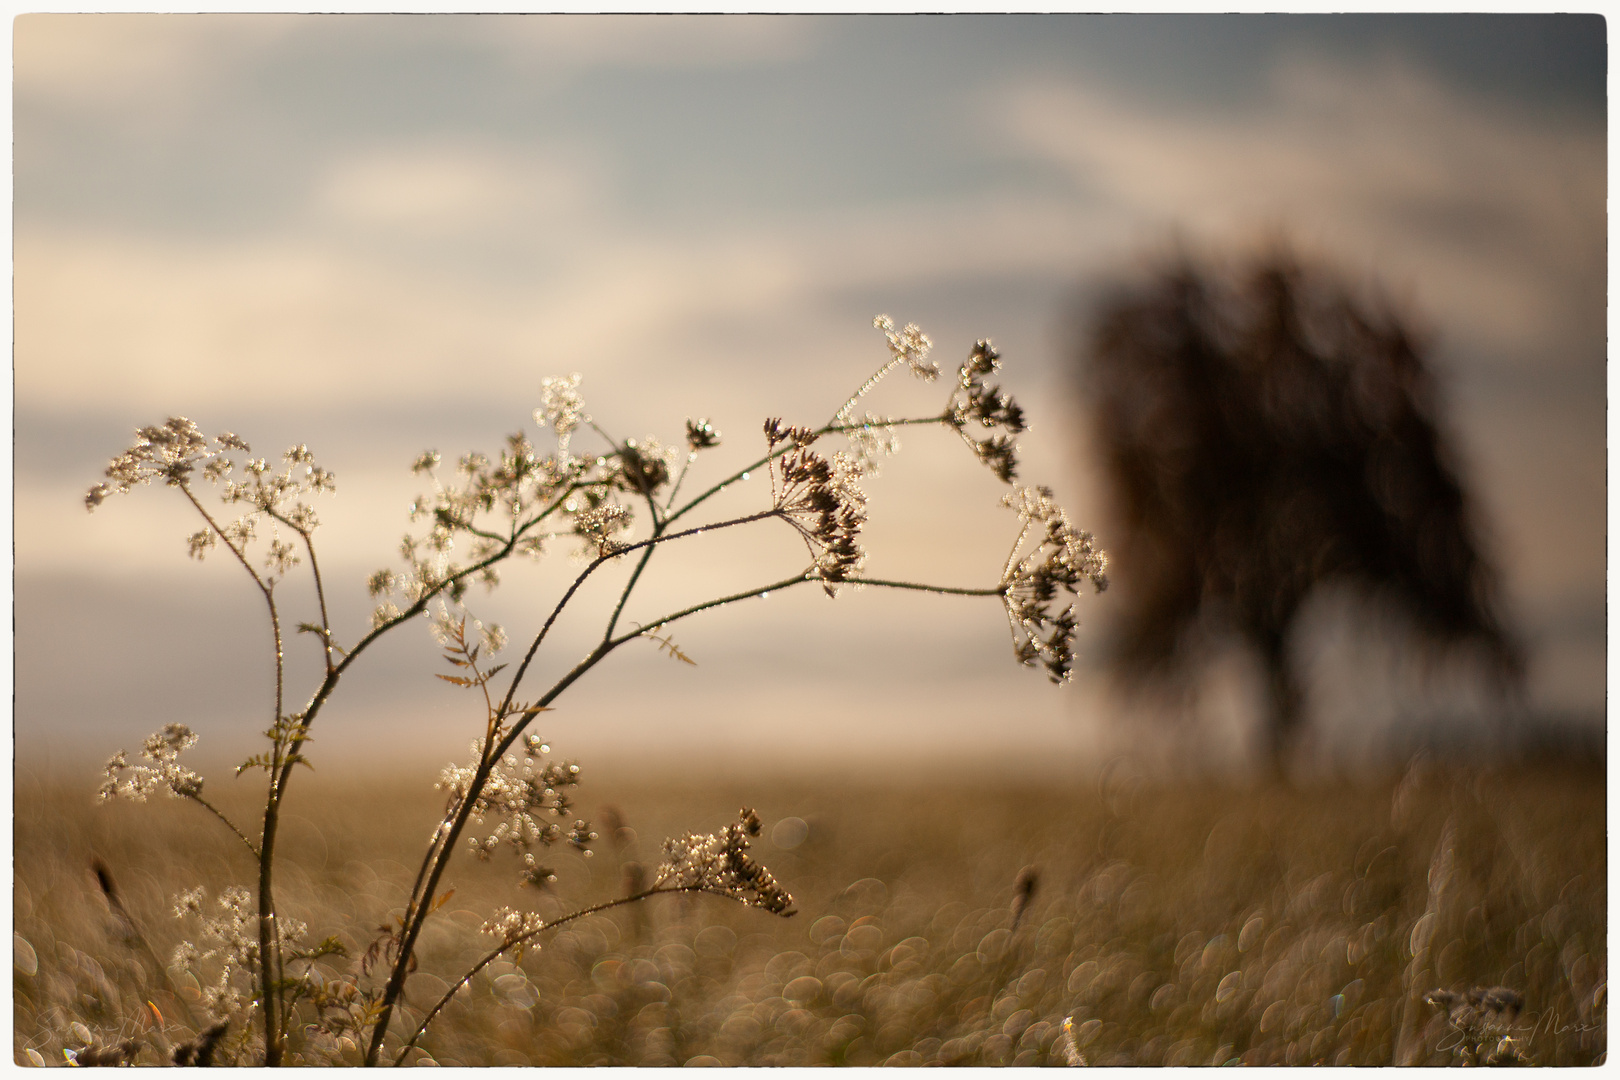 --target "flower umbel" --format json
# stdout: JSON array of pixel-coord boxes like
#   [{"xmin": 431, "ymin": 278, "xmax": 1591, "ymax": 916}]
[
  {"xmin": 947, "ymin": 339, "xmax": 1028, "ymax": 483},
  {"xmin": 656, "ymin": 808, "xmax": 795, "ymax": 916},
  {"xmin": 765, "ymin": 419, "xmax": 867, "ymax": 596},
  {"xmin": 440, "ymin": 734, "xmax": 594, "ymax": 888},
  {"xmin": 1001, "ymin": 485, "xmax": 1109, "ymax": 683},
  {"xmin": 874, "ymin": 314, "xmax": 937, "ymax": 380},
  {"xmin": 98, "ymin": 724, "xmax": 205, "ymax": 802}
]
